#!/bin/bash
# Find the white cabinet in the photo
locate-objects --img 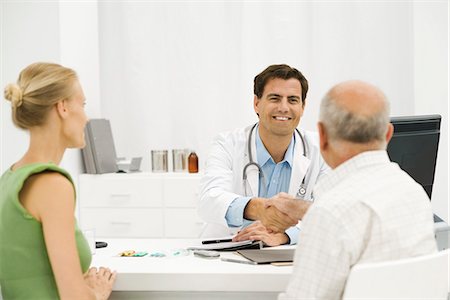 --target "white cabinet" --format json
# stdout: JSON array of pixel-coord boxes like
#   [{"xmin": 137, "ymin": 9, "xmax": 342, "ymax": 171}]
[
  {"xmin": 80, "ymin": 208, "xmax": 164, "ymax": 238},
  {"xmin": 80, "ymin": 177, "xmax": 164, "ymax": 207},
  {"xmin": 78, "ymin": 173, "xmax": 204, "ymax": 238},
  {"xmin": 164, "ymin": 208, "xmax": 205, "ymax": 238}
]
